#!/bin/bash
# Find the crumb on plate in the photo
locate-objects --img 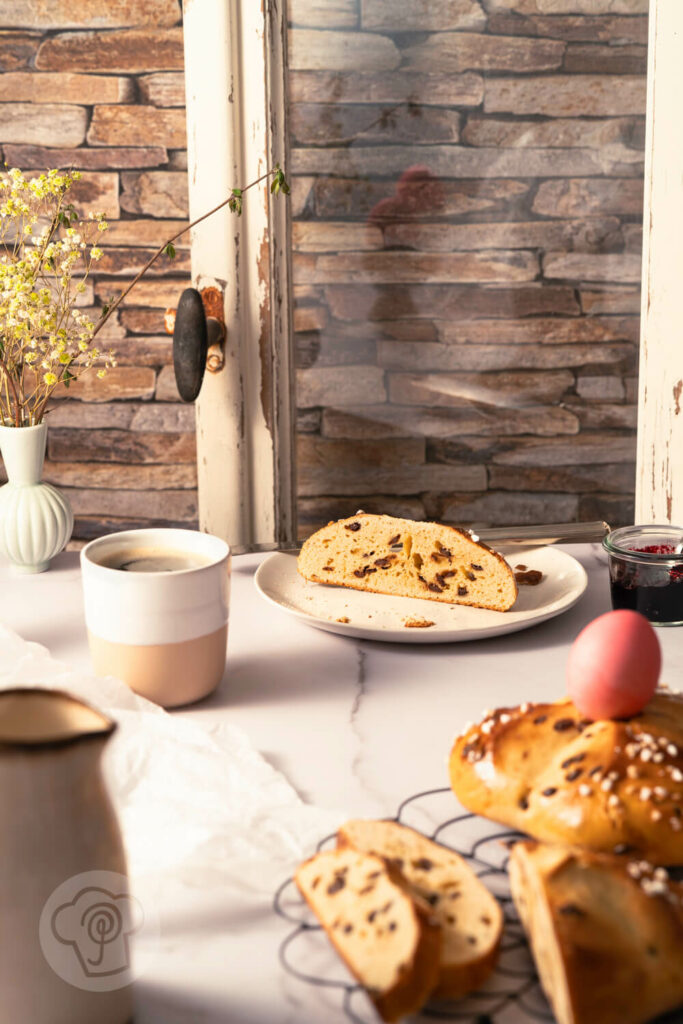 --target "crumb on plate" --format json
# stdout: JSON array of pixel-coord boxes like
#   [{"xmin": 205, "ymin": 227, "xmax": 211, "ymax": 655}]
[{"xmin": 404, "ymin": 617, "xmax": 435, "ymax": 629}]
